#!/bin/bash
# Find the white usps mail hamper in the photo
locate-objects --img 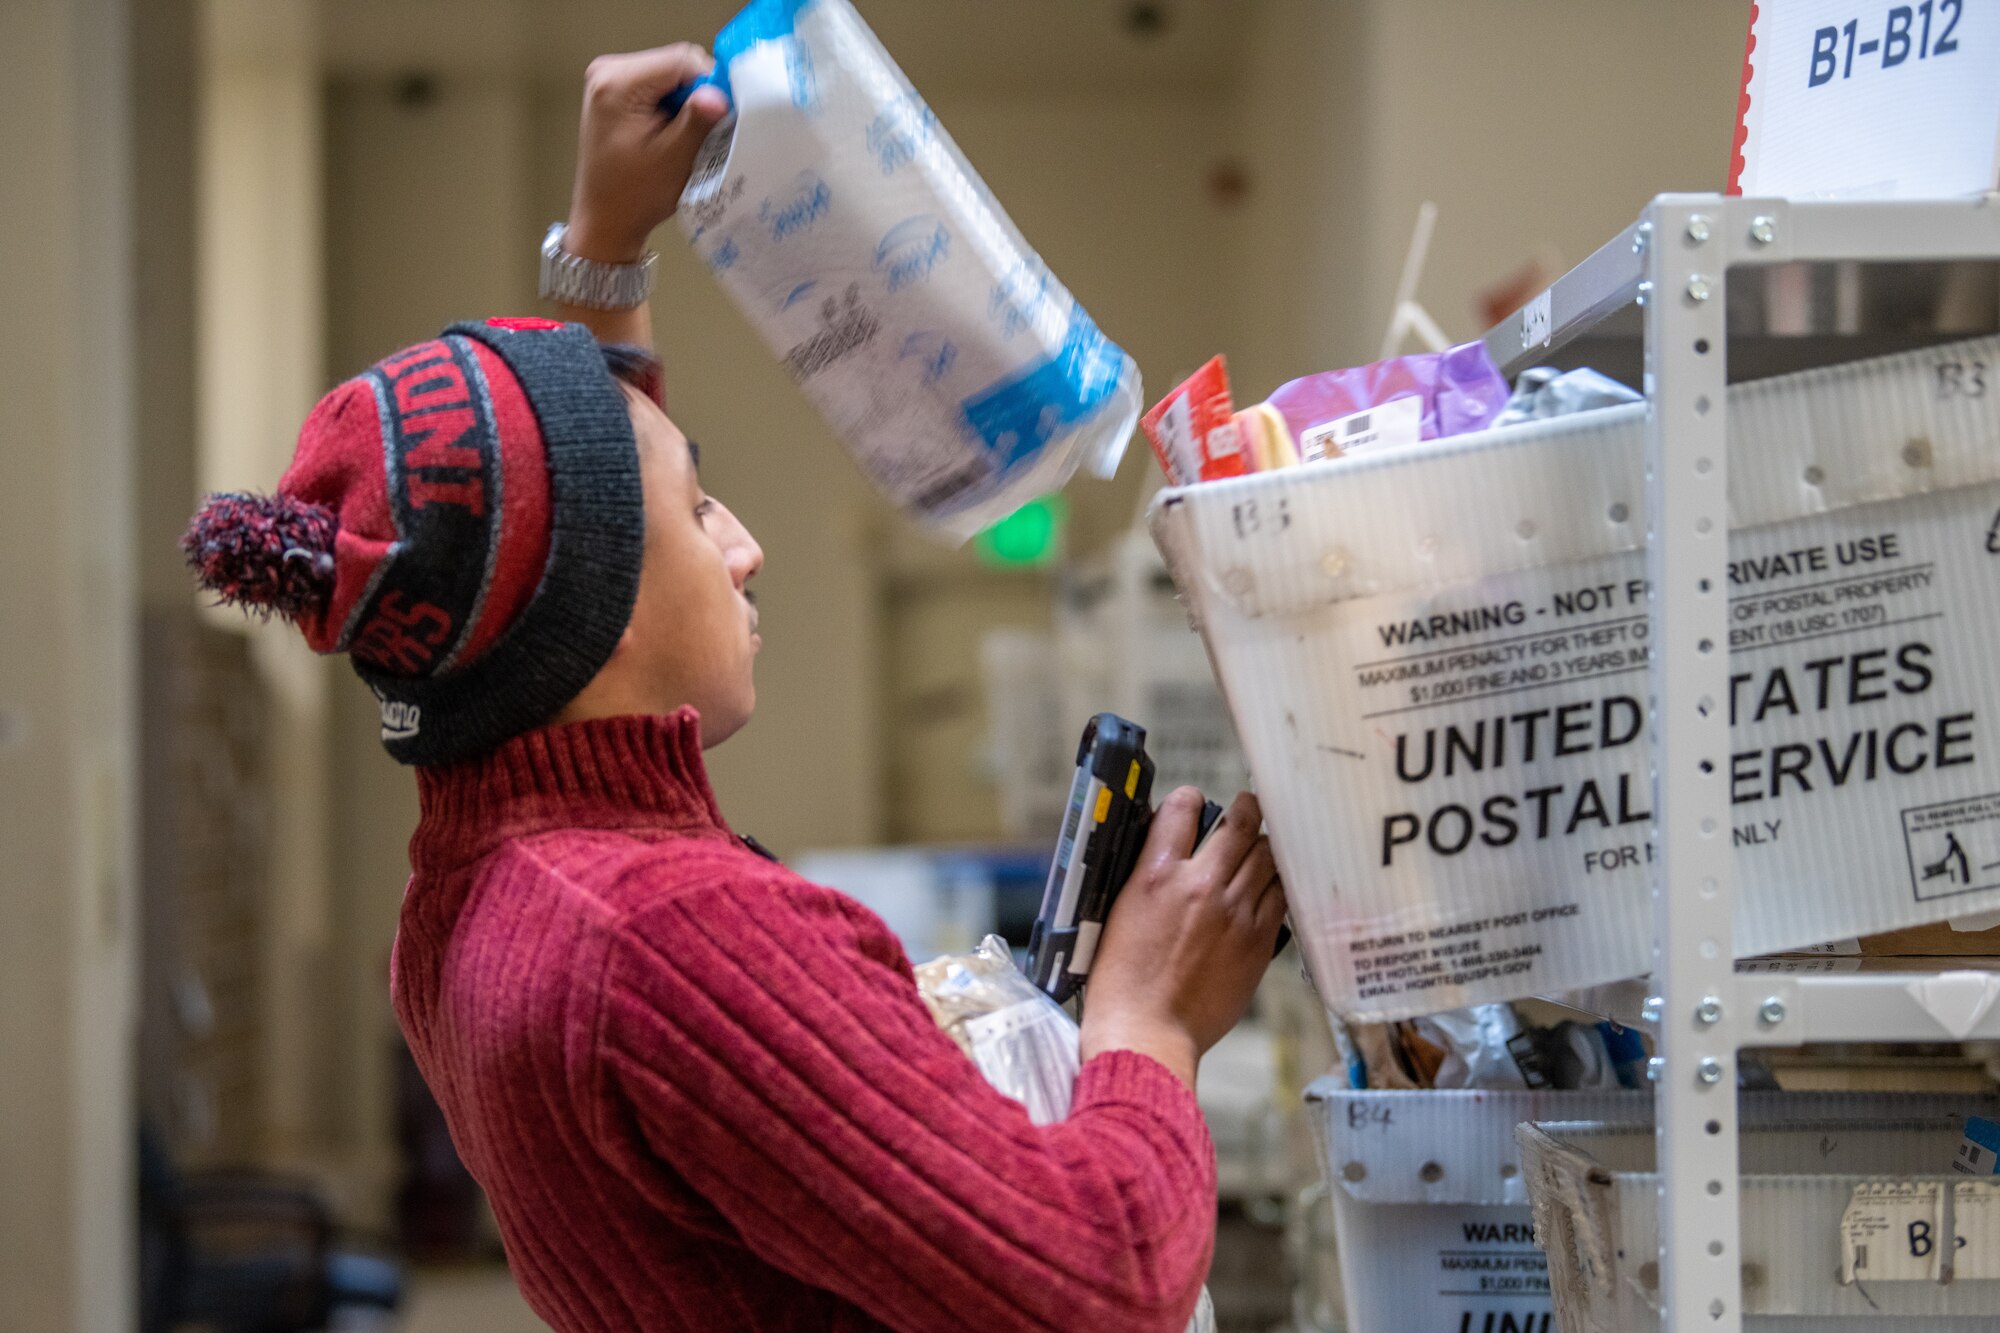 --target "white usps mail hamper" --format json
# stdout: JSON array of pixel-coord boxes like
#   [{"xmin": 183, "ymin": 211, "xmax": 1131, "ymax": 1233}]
[
  {"xmin": 1307, "ymin": 1084, "xmax": 1648, "ymax": 1333},
  {"xmin": 1518, "ymin": 1093, "xmax": 2000, "ymax": 1330},
  {"xmin": 1152, "ymin": 335, "xmax": 2000, "ymax": 1021}
]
